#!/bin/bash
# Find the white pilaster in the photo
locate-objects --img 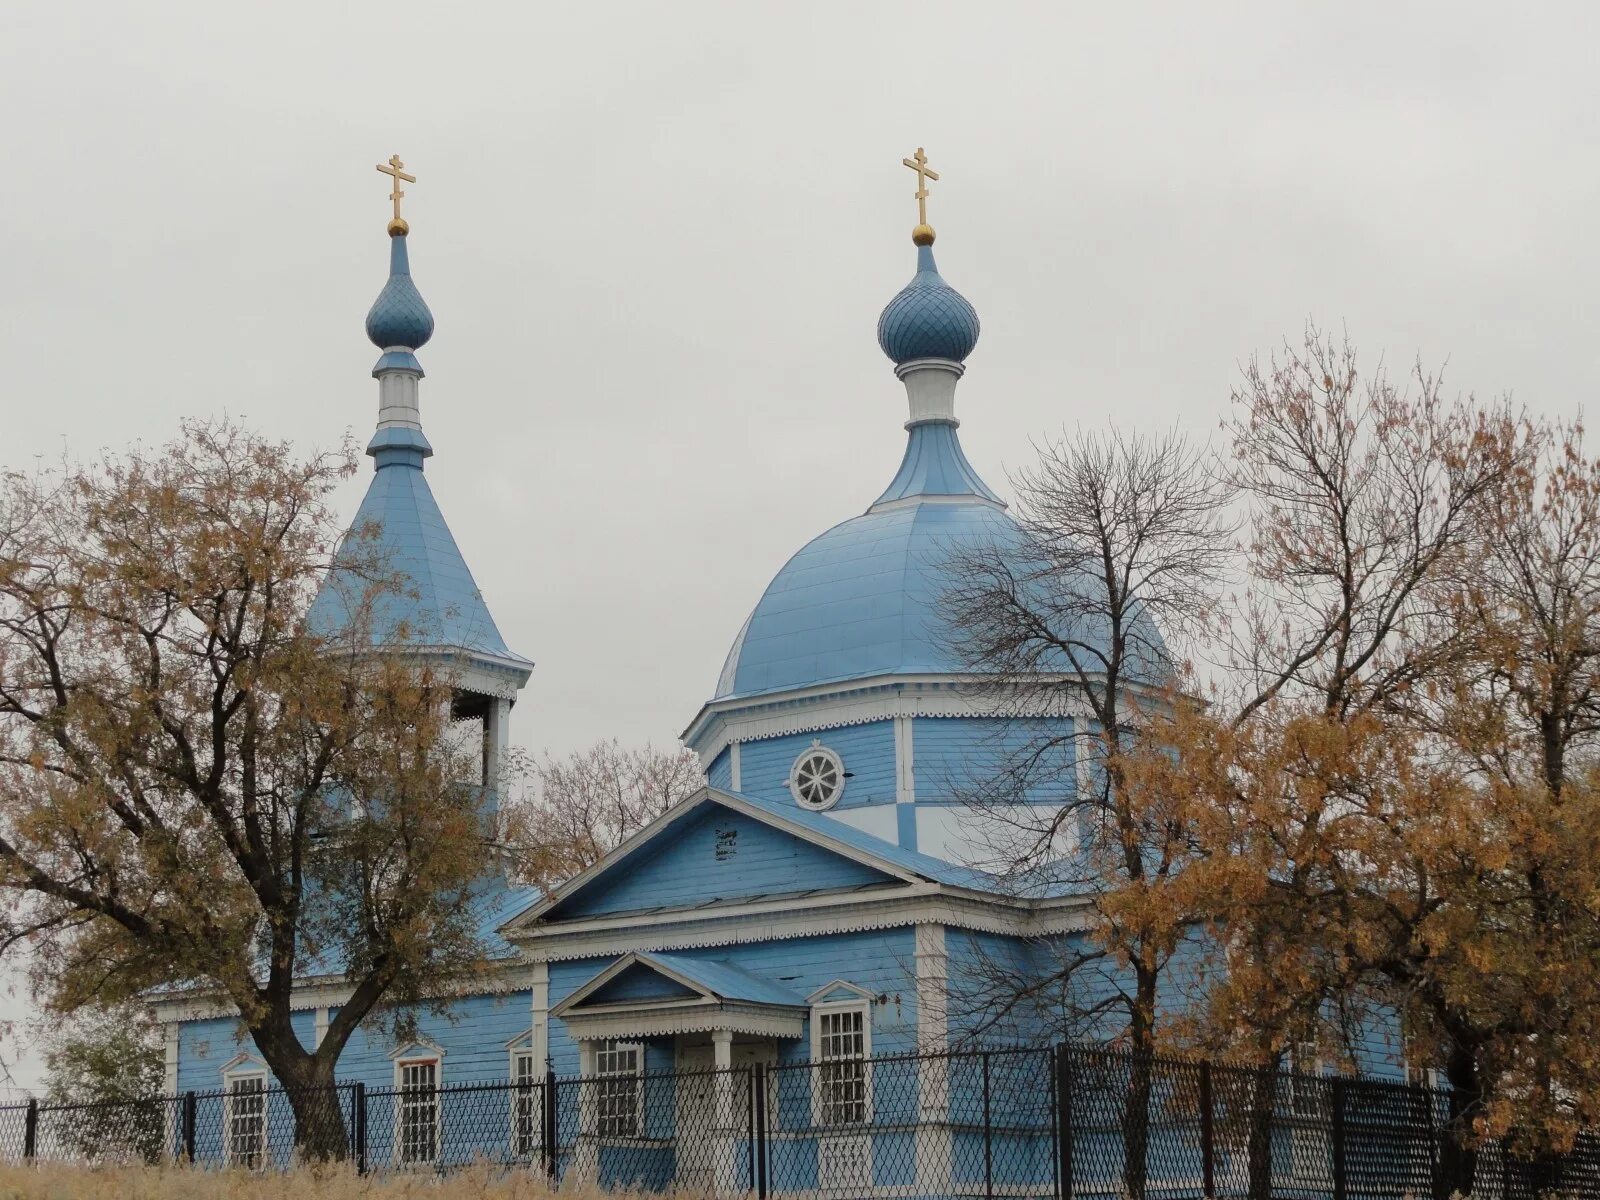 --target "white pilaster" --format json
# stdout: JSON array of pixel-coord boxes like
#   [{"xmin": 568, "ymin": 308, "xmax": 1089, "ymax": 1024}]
[
  {"xmin": 486, "ymin": 697, "xmax": 511, "ymax": 791},
  {"xmin": 313, "ymin": 1007, "xmax": 329, "ymax": 1048},
  {"xmin": 914, "ymin": 923, "xmax": 951, "ymax": 1197},
  {"xmin": 894, "ymin": 716, "xmax": 915, "ymax": 805},
  {"xmin": 163, "ymin": 1023, "xmax": 180, "ymax": 1160},
  {"xmin": 729, "ymin": 741, "xmax": 742, "ymax": 792},
  {"xmin": 573, "ymin": 1037, "xmax": 598, "ymax": 1182},
  {"xmin": 711, "ymin": 1029, "xmax": 737, "ymax": 1196},
  {"xmin": 530, "ymin": 961, "xmax": 550, "ymax": 1071},
  {"xmin": 163, "ymin": 1022, "xmax": 180, "ymax": 1093}
]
